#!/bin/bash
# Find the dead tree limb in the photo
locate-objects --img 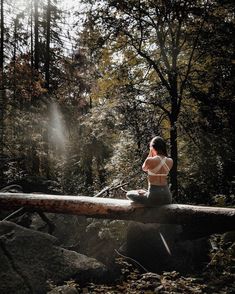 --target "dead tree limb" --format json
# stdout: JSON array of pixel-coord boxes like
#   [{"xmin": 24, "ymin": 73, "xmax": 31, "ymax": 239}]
[{"xmin": 94, "ymin": 182, "xmax": 128, "ymax": 197}]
